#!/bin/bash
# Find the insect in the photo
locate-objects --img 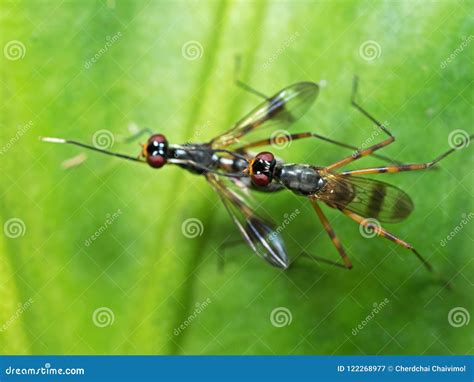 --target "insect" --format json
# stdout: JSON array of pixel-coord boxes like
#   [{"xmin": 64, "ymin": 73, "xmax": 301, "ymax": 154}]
[
  {"xmin": 42, "ymin": 78, "xmax": 399, "ymax": 270},
  {"xmin": 246, "ymin": 78, "xmax": 473, "ymax": 276}
]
